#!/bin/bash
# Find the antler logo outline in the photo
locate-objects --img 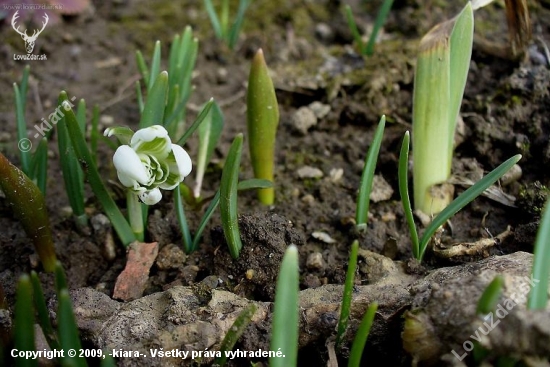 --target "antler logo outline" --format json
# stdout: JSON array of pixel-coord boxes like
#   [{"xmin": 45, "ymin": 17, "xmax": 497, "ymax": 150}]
[{"xmin": 11, "ymin": 11, "xmax": 49, "ymax": 54}]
